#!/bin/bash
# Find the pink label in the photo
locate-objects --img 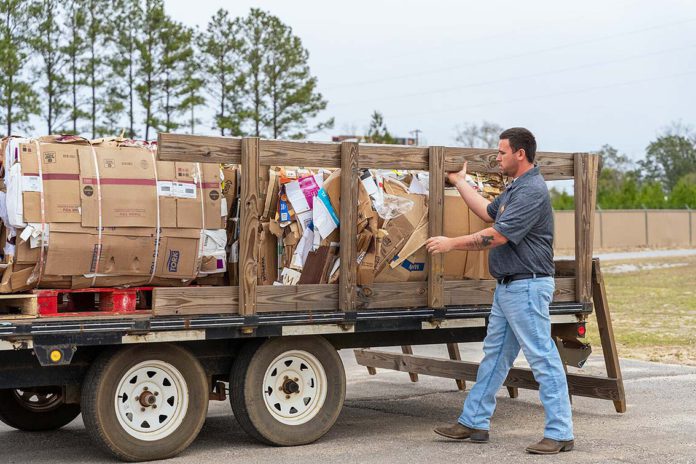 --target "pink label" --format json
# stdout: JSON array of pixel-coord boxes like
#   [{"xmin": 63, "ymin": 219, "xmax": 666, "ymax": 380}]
[{"xmin": 298, "ymin": 175, "xmax": 320, "ymax": 209}]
